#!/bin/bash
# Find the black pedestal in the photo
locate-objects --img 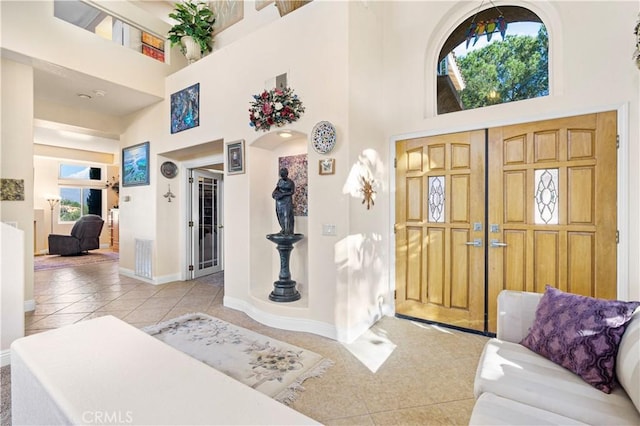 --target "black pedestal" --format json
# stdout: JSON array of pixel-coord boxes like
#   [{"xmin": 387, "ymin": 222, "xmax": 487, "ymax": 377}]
[{"xmin": 266, "ymin": 233, "xmax": 304, "ymax": 302}]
